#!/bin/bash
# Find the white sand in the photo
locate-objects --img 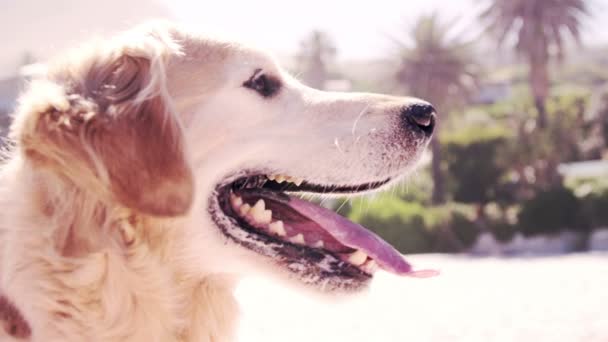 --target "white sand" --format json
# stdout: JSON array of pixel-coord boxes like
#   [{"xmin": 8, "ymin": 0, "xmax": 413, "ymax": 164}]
[{"xmin": 236, "ymin": 252, "xmax": 608, "ymax": 342}]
